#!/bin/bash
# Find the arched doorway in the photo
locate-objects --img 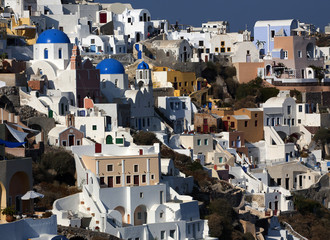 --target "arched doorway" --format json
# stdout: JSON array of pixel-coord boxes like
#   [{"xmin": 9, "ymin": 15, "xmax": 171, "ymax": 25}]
[
  {"xmin": 266, "ymin": 65, "xmax": 271, "ymax": 76},
  {"xmin": 114, "ymin": 206, "xmax": 126, "ymax": 225},
  {"xmin": 0, "ymin": 182, "xmax": 6, "ymax": 221},
  {"xmin": 106, "ymin": 135, "xmax": 113, "ymax": 144},
  {"xmin": 134, "ymin": 205, "xmax": 147, "ymax": 226},
  {"xmin": 306, "ymin": 43, "xmax": 314, "ymax": 58},
  {"xmin": 9, "ymin": 172, "xmax": 30, "ymax": 213}
]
